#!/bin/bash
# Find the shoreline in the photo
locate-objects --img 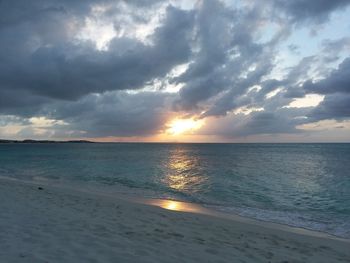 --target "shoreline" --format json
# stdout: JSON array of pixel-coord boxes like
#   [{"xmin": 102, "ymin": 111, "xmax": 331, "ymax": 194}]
[
  {"xmin": 1, "ymin": 175, "xmax": 349, "ymax": 243},
  {"xmin": 139, "ymin": 198, "xmax": 350, "ymax": 243},
  {"xmin": 1, "ymin": 176, "xmax": 349, "ymax": 262}
]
